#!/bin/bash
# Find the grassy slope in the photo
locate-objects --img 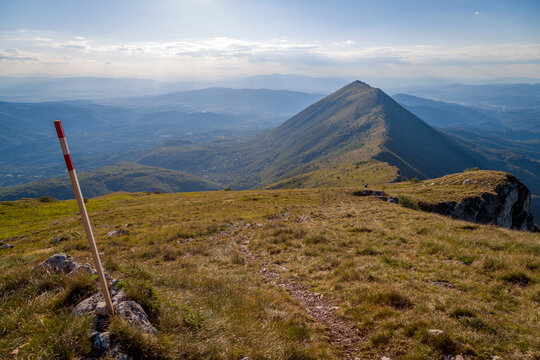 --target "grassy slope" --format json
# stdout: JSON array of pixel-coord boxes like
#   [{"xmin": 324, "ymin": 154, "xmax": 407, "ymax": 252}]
[
  {"xmin": 0, "ymin": 162, "xmax": 221, "ymax": 201},
  {"xmin": 138, "ymin": 81, "xmax": 479, "ymax": 190},
  {"xmin": 382, "ymin": 170, "xmax": 510, "ymax": 204},
  {"xmin": 265, "ymin": 160, "xmax": 399, "ymax": 190},
  {"xmin": 1, "ymin": 188, "xmax": 539, "ymax": 359}
]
